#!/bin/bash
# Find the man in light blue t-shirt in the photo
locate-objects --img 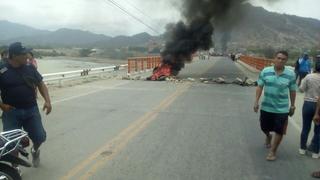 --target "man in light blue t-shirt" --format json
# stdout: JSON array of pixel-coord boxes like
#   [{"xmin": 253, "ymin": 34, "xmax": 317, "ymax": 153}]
[{"xmin": 254, "ymin": 50, "xmax": 297, "ymax": 161}]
